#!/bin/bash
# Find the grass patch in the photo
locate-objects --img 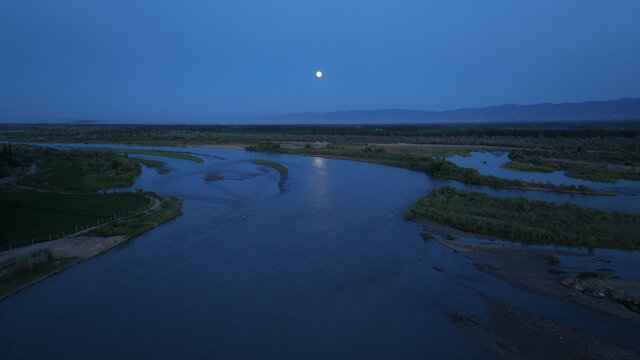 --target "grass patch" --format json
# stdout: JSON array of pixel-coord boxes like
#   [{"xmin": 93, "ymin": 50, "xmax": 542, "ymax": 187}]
[
  {"xmin": 102, "ymin": 148, "xmax": 203, "ymax": 163},
  {"xmin": 405, "ymin": 186, "xmax": 640, "ymax": 250},
  {"xmin": 251, "ymin": 159, "xmax": 288, "ymax": 176},
  {"xmin": 251, "ymin": 160, "xmax": 289, "ymax": 192},
  {"xmin": 545, "ymin": 253, "xmax": 561, "ymax": 265},
  {"xmin": 0, "ymin": 189, "xmax": 151, "ymax": 250},
  {"xmin": 252, "ymin": 159, "xmax": 288, "ymax": 192},
  {"xmin": 132, "ymin": 157, "xmax": 166, "ymax": 168},
  {"xmin": 500, "ymin": 160, "xmax": 555, "ymax": 173},
  {"xmin": 89, "ymin": 196, "xmax": 182, "ymax": 238},
  {"xmin": 420, "ymin": 232, "xmax": 434, "ymax": 240},
  {"xmin": 508, "ymin": 149, "xmax": 640, "ymax": 183},
  {"xmin": 563, "ymin": 167, "xmax": 640, "ymax": 183}
]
